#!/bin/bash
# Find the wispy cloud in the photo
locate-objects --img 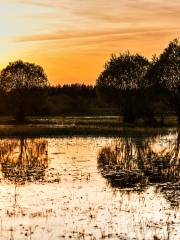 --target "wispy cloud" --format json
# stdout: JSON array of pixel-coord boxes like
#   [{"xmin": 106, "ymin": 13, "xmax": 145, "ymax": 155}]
[
  {"xmin": 15, "ymin": 27, "xmax": 180, "ymax": 43},
  {"xmin": 15, "ymin": 0, "xmax": 52, "ymax": 7},
  {"xmin": 15, "ymin": 28, "xmax": 149, "ymax": 42},
  {"xmin": 73, "ymin": 0, "xmax": 180, "ymax": 26}
]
